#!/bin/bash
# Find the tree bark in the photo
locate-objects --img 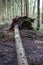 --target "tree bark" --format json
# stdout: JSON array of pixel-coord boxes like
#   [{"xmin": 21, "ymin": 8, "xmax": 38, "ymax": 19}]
[
  {"xmin": 37, "ymin": 0, "xmax": 40, "ymax": 30},
  {"xmin": 21, "ymin": 0, "xmax": 22, "ymax": 16},
  {"xmin": 24, "ymin": 0, "xmax": 26, "ymax": 16},
  {"xmin": 5, "ymin": 0, "xmax": 7, "ymax": 18},
  {"xmin": 33, "ymin": 0, "xmax": 36, "ymax": 15},
  {"xmin": 25, "ymin": 0, "xmax": 29, "ymax": 17},
  {"xmin": 42, "ymin": 0, "xmax": 43, "ymax": 24}
]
